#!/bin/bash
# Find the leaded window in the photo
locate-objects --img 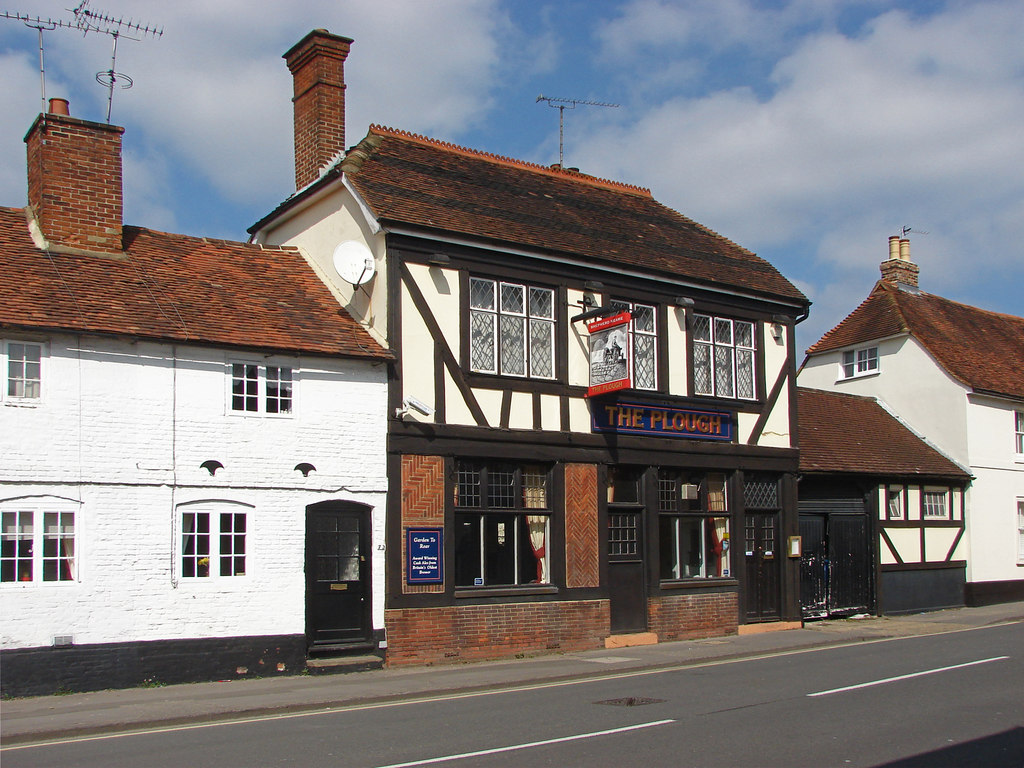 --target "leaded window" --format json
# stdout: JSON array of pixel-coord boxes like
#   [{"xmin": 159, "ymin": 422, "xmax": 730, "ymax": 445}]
[
  {"xmin": 469, "ymin": 278, "xmax": 555, "ymax": 379},
  {"xmin": 692, "ymin": 314, "xmax": 755, "ymax": 400},
  {"xmin": 609, "ymin": 300, "xmax": 658, "ymax": 390},
  {"xmin": 454, "ymin": 462, "xmax": 550, "ymax": 586}
]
